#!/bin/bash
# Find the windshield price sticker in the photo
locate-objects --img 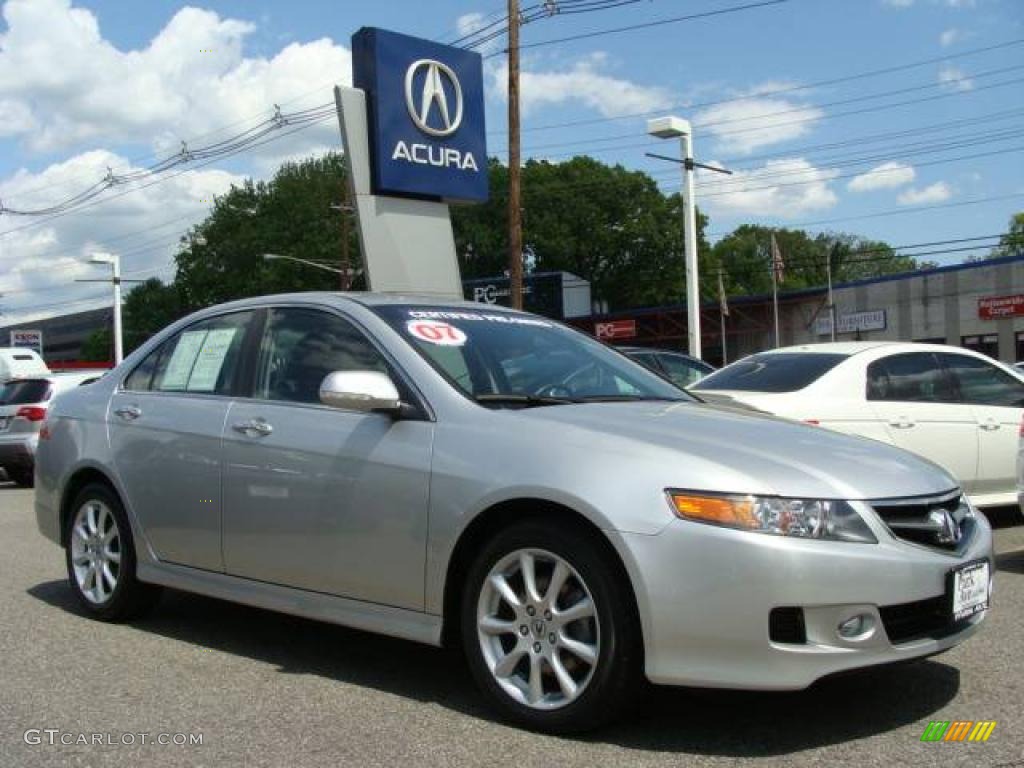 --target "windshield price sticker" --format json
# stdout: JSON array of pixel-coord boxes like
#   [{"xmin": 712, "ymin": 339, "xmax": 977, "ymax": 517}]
[{"xmin": 407, "ymin": 320, "xmax": 467, "ymax": 346}]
